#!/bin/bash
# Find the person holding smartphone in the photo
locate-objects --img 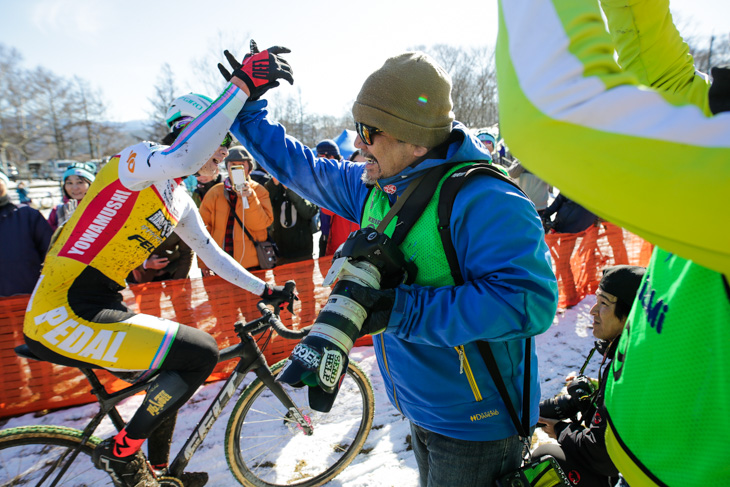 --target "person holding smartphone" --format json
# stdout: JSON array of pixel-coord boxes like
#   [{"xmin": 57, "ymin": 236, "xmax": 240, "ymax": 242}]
[{"xmin": 199, "ymin": 146, "xmax": 274, "ymax": 272}]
